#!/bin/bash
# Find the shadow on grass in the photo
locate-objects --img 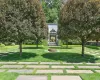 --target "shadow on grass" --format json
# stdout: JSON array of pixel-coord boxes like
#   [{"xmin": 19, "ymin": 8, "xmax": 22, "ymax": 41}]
[
  {"xmin": 0, "ymin": 52, "xmax": 37, "ymax": 61},
  {"xmin": 0, "ymin": 53, "xmax": 8, "ymax": 55},
  {"xmin": 42, "ymin": 52, "xmax": 99, "ymax": 63},
  {"xmin": 49, "ymin": 47, "xmax": 73, "ymax": 49},
  {"xmin": 86, "ymin": 46, "xmax": 100, "ymax": 50},
  {"xmin": 23, "ymin": 47, "xmax": 44, "ymax": 49}
]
